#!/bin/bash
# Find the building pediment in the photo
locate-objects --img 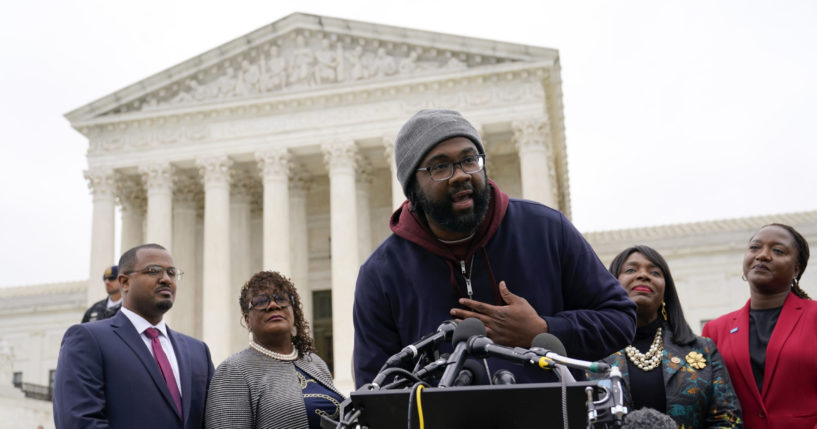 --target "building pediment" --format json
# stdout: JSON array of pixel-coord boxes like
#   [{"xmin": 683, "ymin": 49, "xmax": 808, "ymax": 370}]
[{"xmin": 66, "ymin": 13, "xmax": 558, "ymax": 124}]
